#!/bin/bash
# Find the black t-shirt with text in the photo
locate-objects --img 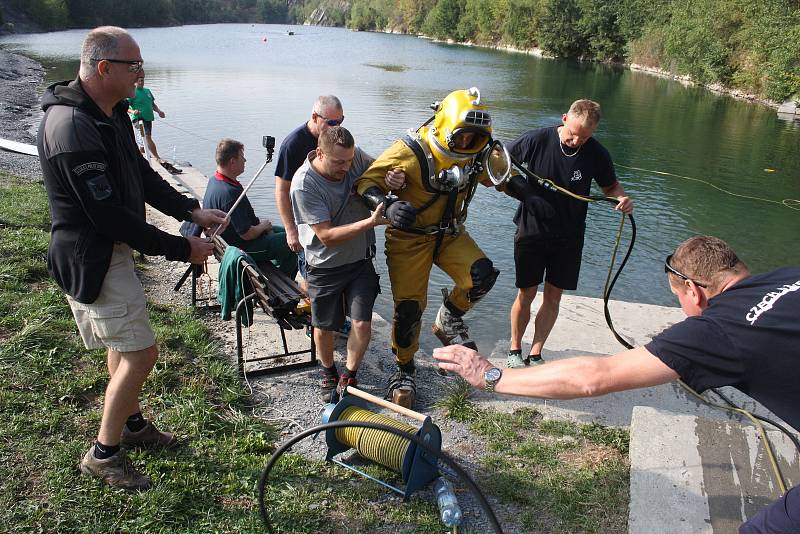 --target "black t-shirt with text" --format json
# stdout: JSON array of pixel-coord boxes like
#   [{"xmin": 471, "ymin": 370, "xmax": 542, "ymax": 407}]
[
  {"xmin": 646, "ymin": 267, "xmax": 800, "ymax": 432},
  {"xmin": 507, "ymin": 126, "xmax": 617, "ymax": 241},
  {"xmin": 274, "ymin": 123, "xmax": 317, "ymax": 182}
]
